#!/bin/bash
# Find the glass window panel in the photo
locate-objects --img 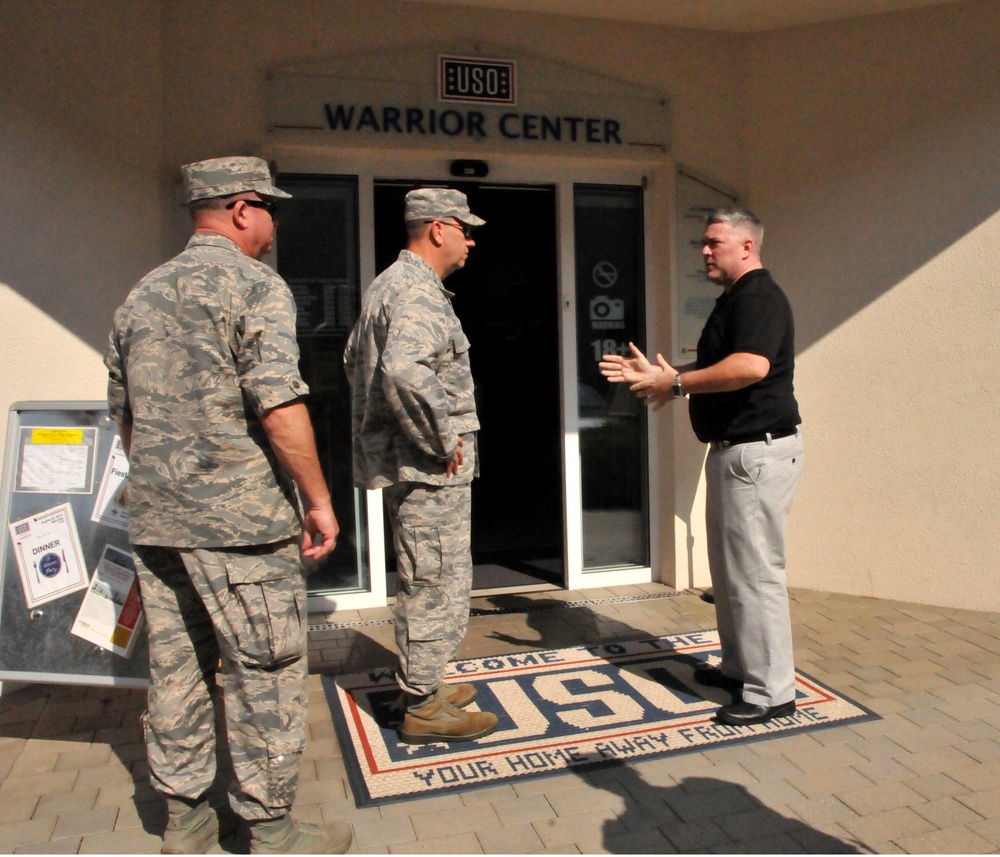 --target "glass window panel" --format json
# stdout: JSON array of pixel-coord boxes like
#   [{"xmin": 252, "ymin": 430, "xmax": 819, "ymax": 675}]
[
  {"xmin": 574, "ymin": 184, "xmax": 649, "ymax": 570},
  {"xmin": 275, "ymin": 174, "xmax": 367, "ymax": 594}
]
